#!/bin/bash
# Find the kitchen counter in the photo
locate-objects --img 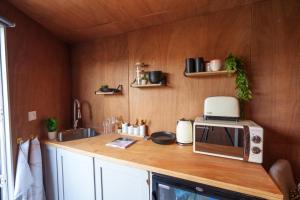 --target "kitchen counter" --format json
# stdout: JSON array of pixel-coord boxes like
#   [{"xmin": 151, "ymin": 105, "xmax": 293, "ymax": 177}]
[{"xmin": 44, "ymin": 134, "xmax": 282, "ymax": 200}]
